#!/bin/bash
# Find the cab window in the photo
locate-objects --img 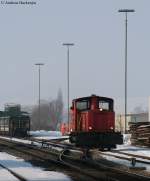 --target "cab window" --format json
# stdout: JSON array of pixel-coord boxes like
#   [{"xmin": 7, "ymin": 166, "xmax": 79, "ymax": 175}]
[
  {"xmin": 76, "ymin": 100, "xmax": 90, "ymax": 111},
  {"xmin": 98, "ymin": 99, "xmax": 113, "ymax": 111}
]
